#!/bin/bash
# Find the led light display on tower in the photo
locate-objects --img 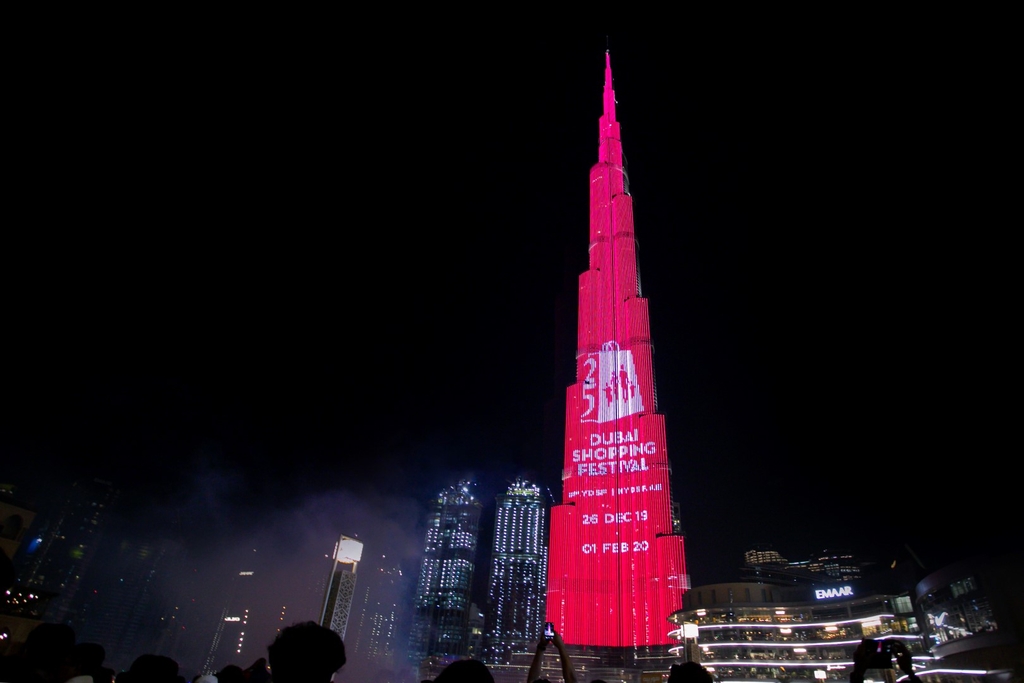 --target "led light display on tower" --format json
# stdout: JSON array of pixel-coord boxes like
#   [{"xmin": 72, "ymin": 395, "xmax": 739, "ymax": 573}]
[{"xmin": 545, "ymin": 52, "xmax": 688, "ymax": 648}]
